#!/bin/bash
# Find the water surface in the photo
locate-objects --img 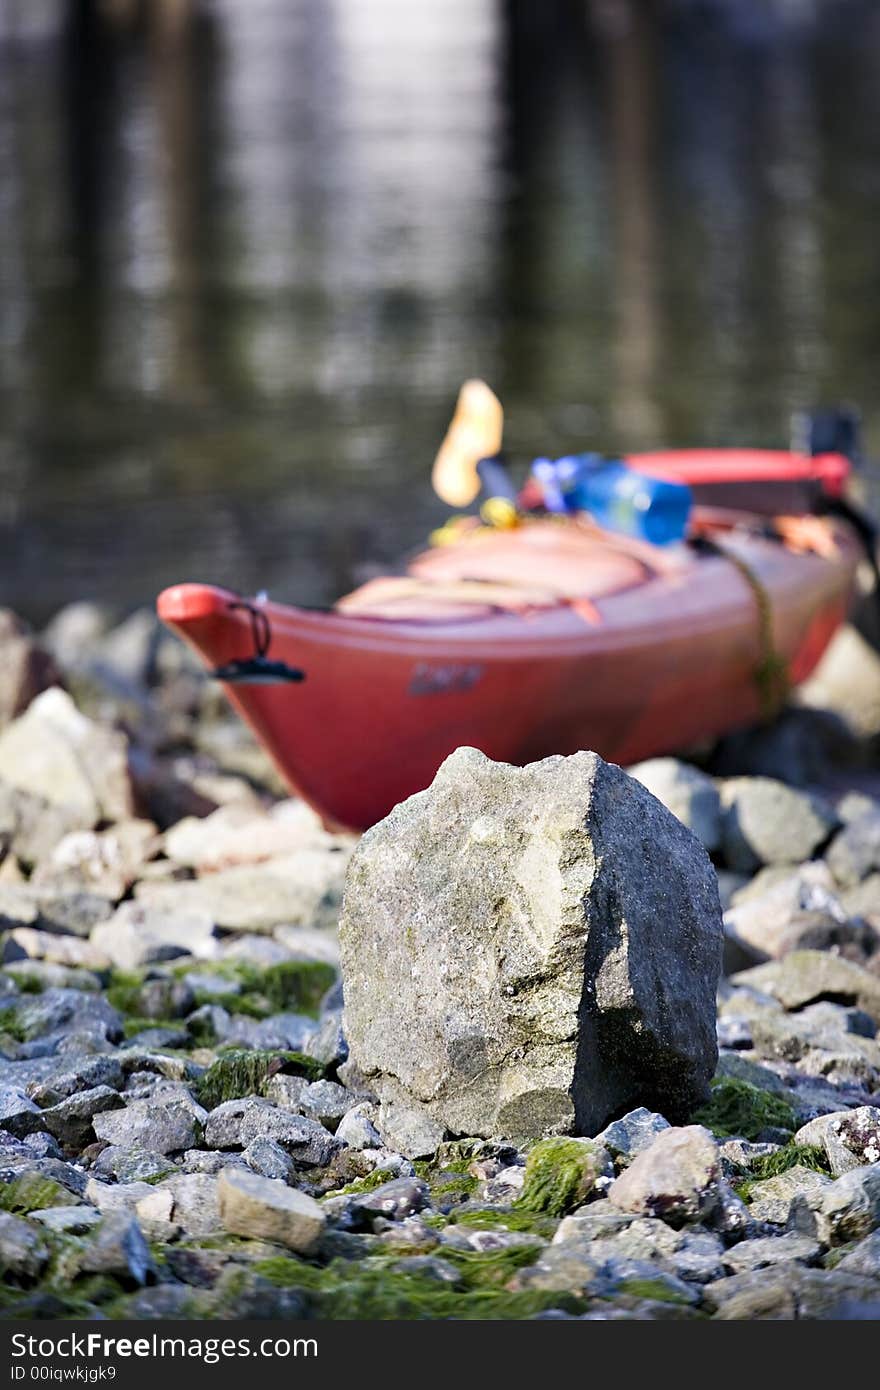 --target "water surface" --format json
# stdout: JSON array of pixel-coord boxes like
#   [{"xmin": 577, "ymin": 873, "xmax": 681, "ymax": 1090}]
[{"xmin": 1, "ymin": 0, "xmax": 879, "ymax": 621}]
